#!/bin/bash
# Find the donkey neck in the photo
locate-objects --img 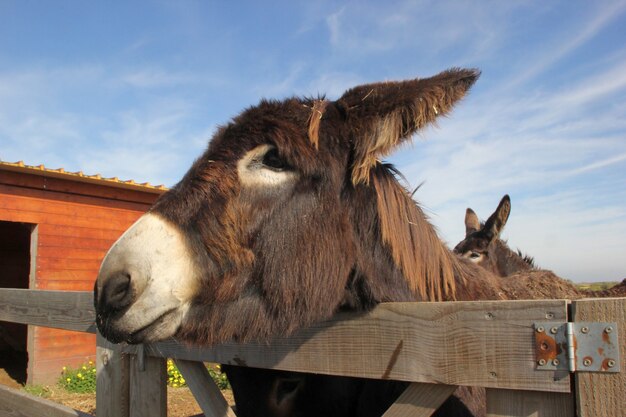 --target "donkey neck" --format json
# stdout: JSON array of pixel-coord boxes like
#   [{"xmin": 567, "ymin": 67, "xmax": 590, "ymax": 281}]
[
  {"xmin": 346, "ymin": 164, "xmax": 504, "ymax": 305},
  {"xmin": 492, "ymin": 239, "xmax": 534, "ymax": 277}
]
